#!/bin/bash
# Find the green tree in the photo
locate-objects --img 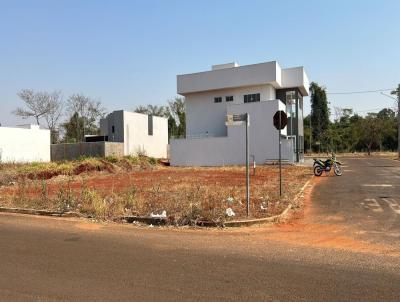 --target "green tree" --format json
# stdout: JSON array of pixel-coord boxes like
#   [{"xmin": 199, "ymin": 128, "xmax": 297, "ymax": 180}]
[
  {"xmin": 167, "ymin": 97, "xmax": 185, "ymax": 138},
  {"xmin": 354, "ymin": 114, "xmax": 383, "ymax": 155},
  {"xmin": 134, "ymin": 105, "xmax": 168, "ymax": 117},
  {"xmin": 310, "ymin": 82, "xmax": 330, "ymax": 151},
  {"xmin": 62, "ymin": 112, "xmax": 85, "ymax": 143},
  {"xmin": 63, "ymin": 94, "xmax": 106, "ymax": 142},
  {"xmin": 377, "ymin": 108, "xmax": 397, "ymax": 150},
  {"xmin": 134, "ymin": 97, "xmax": 186, "ymax": 139}
]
